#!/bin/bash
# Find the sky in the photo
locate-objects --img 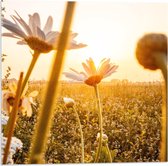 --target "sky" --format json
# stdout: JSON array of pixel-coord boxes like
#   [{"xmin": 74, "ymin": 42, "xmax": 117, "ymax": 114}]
[{"xmin": 2, "ymin": 0, "xmax": 168, "ymax": 82}]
